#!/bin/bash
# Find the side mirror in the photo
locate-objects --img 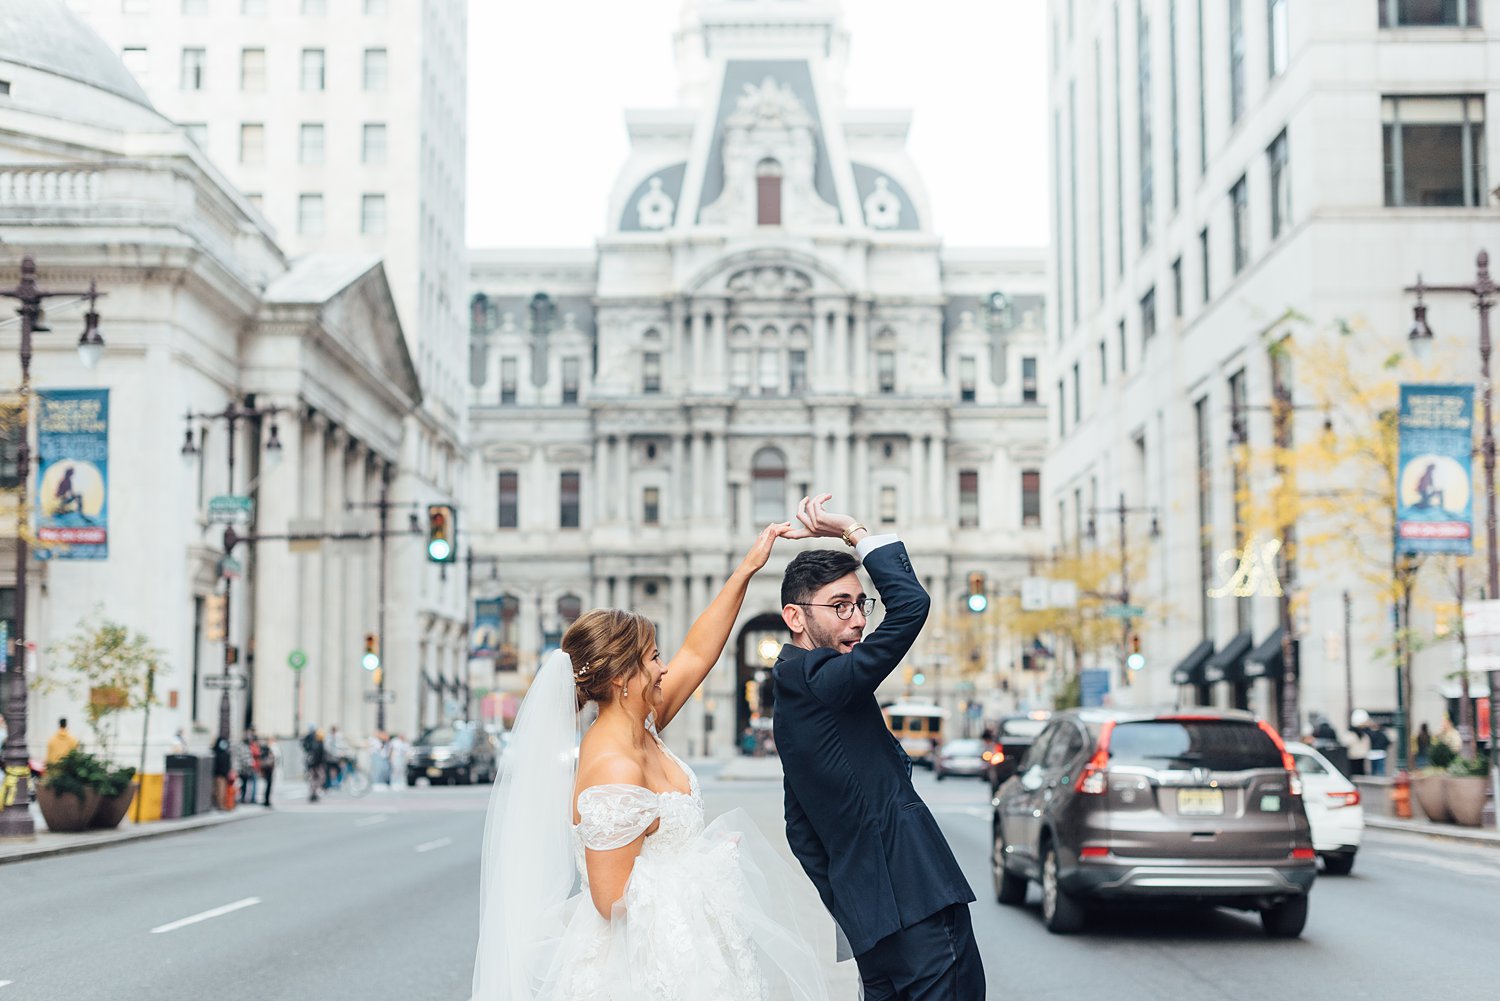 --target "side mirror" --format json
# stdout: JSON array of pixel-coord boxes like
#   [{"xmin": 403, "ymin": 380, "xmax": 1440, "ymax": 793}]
[{"xmin": 1020, "ymin": 766, "xmax": 1045, "ymax": 791}]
